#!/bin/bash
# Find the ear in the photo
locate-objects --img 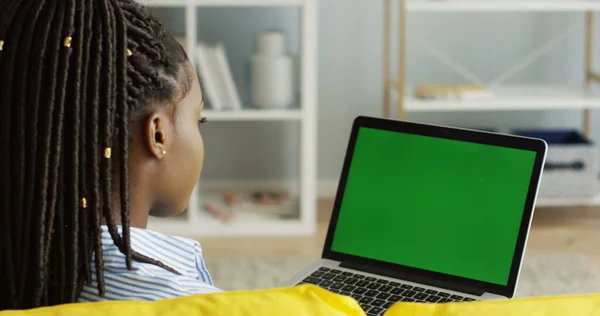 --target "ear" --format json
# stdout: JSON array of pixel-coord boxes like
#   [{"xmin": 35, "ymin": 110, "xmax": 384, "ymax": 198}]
[{"xmin": 144, "ymin": 112, "xmax": 170, "ymax": 159}]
